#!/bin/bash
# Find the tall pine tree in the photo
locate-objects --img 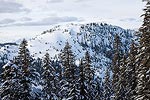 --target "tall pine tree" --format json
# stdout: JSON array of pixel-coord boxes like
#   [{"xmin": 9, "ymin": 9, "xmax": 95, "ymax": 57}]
[
  {"xmin": 118, "ymin": 55, "xmax": 128, "ymax": 100},
  {"xmin": 78, "ymin": 59, "xmax": 88, "ymax": 100},
  {"xmin": 135, "ymin": 1, "xmax": 150, "ymax": 100},
  {"xmin": 0, "ymin": 61, "xmax": 21, "ymax": 100},
  {"xmin": 82, "ymin": 51, "xmax": 94, "ymax": 100},
  {"xmin": 59, "ymin": 42, "xmax": 79, "ymax": 99},
  {"xmin": 112, "ymin": 34, "xmax": 123, "ymax": 100},
  {"xmin": 15, "ymin": 39, "xmax": 40, "ymax": 100},
  {"xmin": 103, "ymin": 67, "xmax": 112, "ymax": 100},
  {"xmin": 126, "ymin": 41, "xmax": 137, "ymax": 100},
  {"xmin": 41, "ymin": 53, "xmax": 57, "ymax": 100}
]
